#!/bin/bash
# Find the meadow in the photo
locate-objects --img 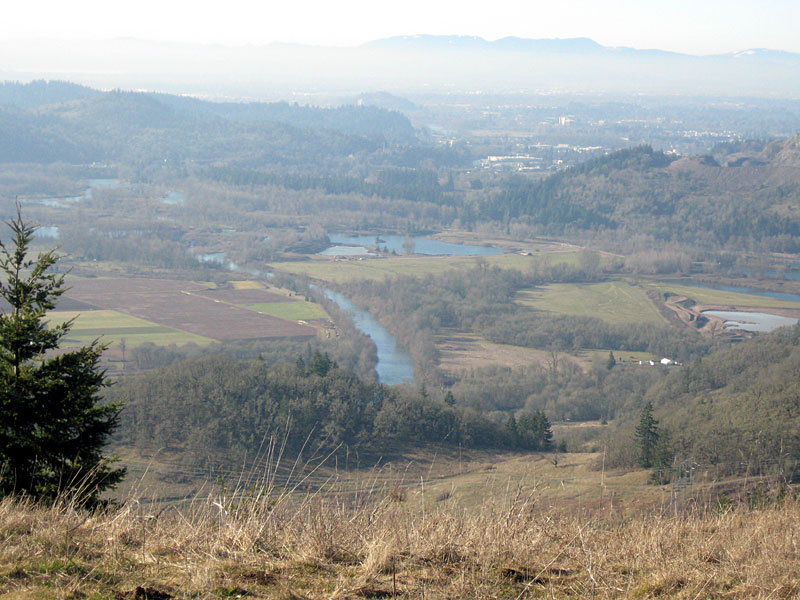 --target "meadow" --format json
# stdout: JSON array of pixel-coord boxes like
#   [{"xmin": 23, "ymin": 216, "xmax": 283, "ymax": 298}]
[
  {"xmin": 246, "ymin": 301, "xmax": 328, "ymax": 321},
  {"xmin": 516, "ymin": 280, "xmax": 666, "ymax": 326},
  {"xmin": 270, "ymin": 251, "xmax": 580, "ymax": 284},
  {"xmin": 643, "ymin": 281, "xmax": 800, "ymax": 310},
  {"xmin": 436, "ymin": 332, "xmax": 560, "ymax": 372}
]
